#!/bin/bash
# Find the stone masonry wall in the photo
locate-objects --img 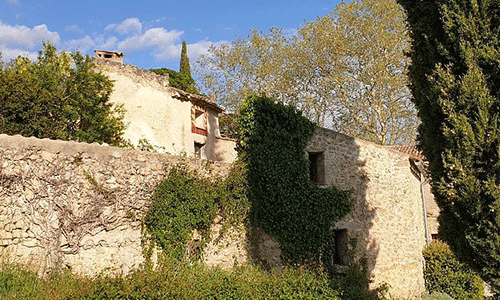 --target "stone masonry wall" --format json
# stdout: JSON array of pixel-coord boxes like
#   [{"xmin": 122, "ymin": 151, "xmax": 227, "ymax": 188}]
[
  {"xmin": 0, "ymin": 129, "xmax": 426, "ymax": 298},
  {"xmin": 0, "ymin": 134, "xmax": 231, "ymax": 276},
  {"xmin": 307, "ymin": 128, "xmax": 426, "ymax": 300}
]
